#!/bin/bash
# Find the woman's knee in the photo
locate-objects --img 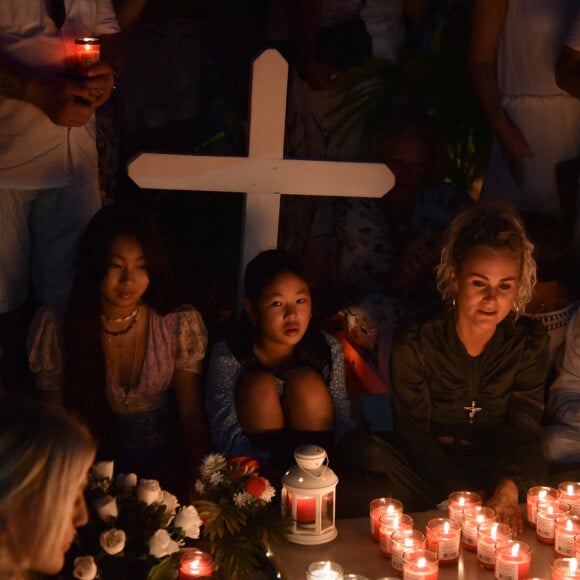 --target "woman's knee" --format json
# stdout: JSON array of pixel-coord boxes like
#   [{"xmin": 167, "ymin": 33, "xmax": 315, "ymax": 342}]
[
  {"xmin": 283, "ymin": 369, "xmax": 334, "ymax": 429},
  {"xmin": 236, "ymin": 371, "xmax": 284, "ymax": 432}
]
